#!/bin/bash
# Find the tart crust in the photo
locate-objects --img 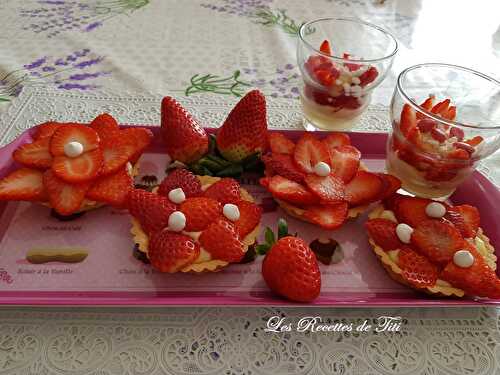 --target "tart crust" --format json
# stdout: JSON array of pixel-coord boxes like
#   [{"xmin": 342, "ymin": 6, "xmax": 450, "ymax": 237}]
[
  {"xmin": 131, "ymin": 174, "xmax": 261, "ymax": 273},
  {"xmin": 367, "ymin": 203, "xmax": 497, "ymax": 297}
]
